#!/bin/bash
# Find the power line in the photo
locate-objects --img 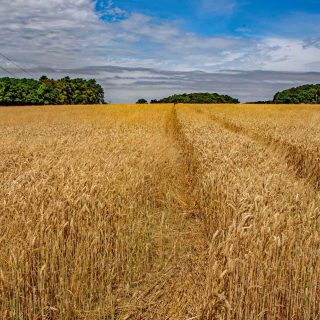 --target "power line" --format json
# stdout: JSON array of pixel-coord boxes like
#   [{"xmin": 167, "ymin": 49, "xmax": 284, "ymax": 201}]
[
  {"xmin": 0, "ymin": 64, "xmax": 17, "ymax": 77},
  {"xmin": 0, "ymin": 51, "xmax": 35, "ymax": 78}
]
